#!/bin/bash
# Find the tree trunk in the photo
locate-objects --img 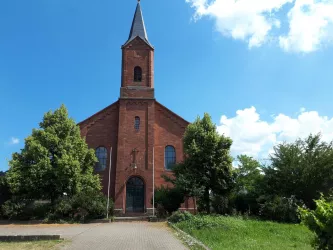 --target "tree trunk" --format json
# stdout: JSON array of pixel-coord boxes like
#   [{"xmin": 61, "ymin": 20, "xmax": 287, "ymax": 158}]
[{"xmin": 205, "ymin": 188, "xmax": 210, "ymax": 214}]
